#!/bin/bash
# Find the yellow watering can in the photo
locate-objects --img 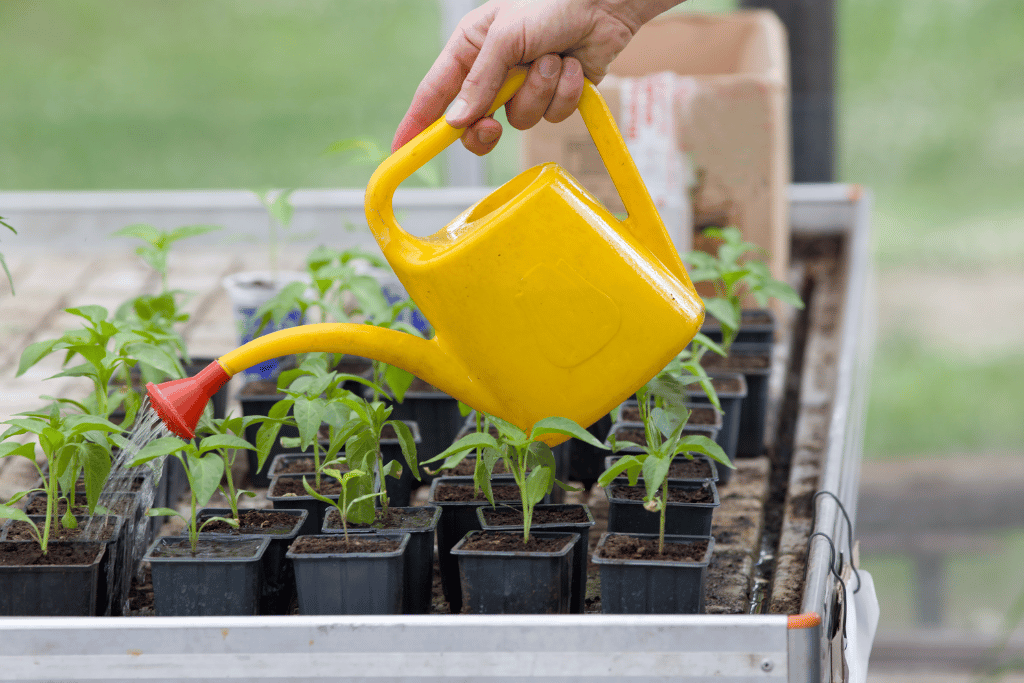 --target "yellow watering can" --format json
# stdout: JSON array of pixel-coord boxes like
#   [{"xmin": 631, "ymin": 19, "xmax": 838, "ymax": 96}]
[{"xmin": 147, "ymin": 66, "xmax": 704, "ymax": 444}]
